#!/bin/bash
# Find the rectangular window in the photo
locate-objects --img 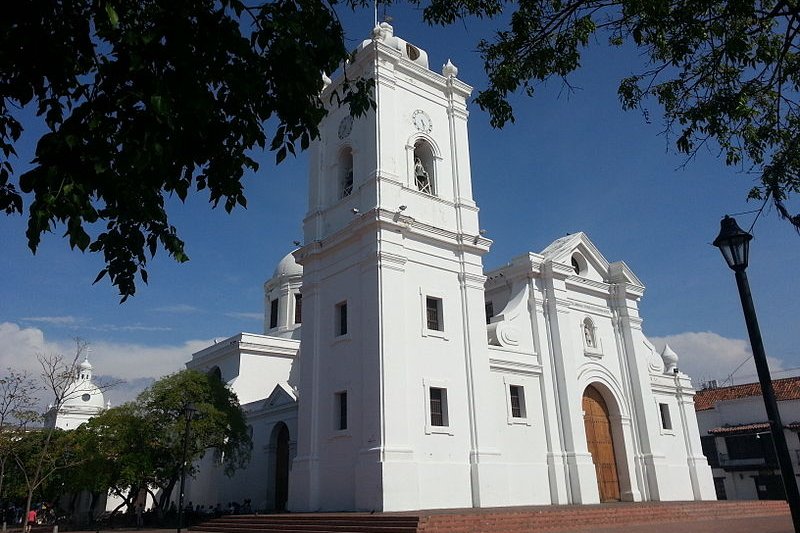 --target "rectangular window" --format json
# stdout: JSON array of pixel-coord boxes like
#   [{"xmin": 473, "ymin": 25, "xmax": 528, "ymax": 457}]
[
  {"xmin": 659, "ymin": 403, "xmax": 672, "ymax": 430},
  {"xmin": 426, "ymin": 297, "xmax": 443, "ymax": 331},
  {"xmin": 269, "ymin": 298, "xmax": 279, "ymax": 329},
  {"xmin": 294, "ymin": 293, "xmax": 302, "ymax": 324},
  {"xmin": 485, "ymin": 301, "xmax": 494, "ymax": 324},
  {"xmin": 335, "ymin": 301, "xmax": 348, "ymax": 336},
  {"xmin": 509, "ymin": 385, "xmax": 525, "ymax": 418},
  {"xmin": 429, "ymin": 387, "xmax": 448, "ymax": 427},
  {"xmin": 336, "ymin": 391, "xmax": 347, "ymax": 430}
]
